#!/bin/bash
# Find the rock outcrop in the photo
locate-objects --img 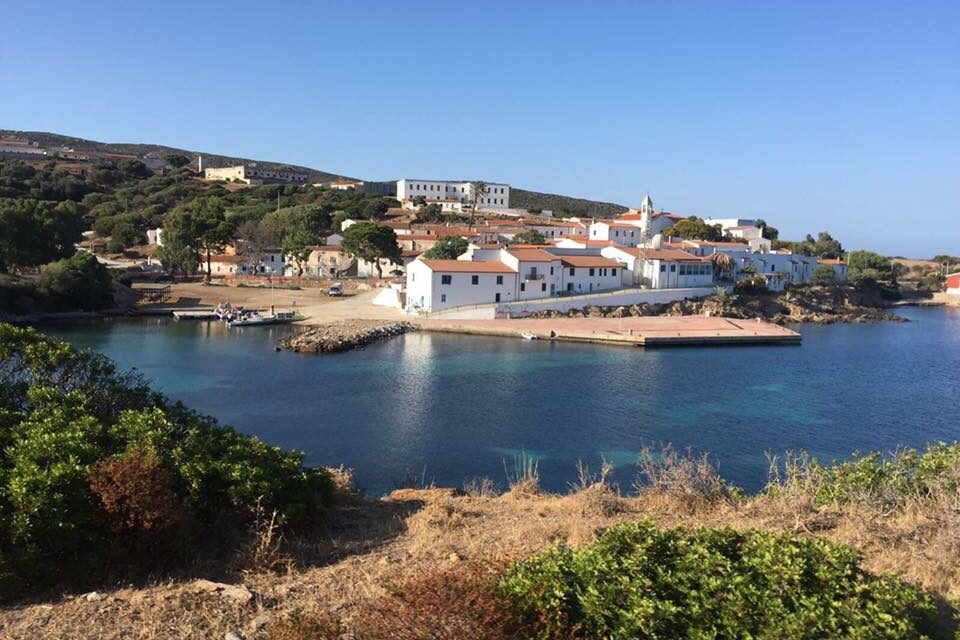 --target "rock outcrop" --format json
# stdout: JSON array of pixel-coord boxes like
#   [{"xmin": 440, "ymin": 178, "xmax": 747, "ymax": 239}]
[
  {"xmin": 280, "ymin": 321, "xmax": 417, "ymax": 353},
  {"xmin": 528, "ymin": 286, "xmax": 906, "ymax": 325}
]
